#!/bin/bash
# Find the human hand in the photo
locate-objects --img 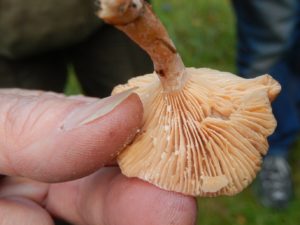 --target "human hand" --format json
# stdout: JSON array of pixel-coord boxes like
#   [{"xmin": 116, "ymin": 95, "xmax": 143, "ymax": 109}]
[{"xmin": 0, "ymin": 89, "xmax": 196, "ymax": 225}]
